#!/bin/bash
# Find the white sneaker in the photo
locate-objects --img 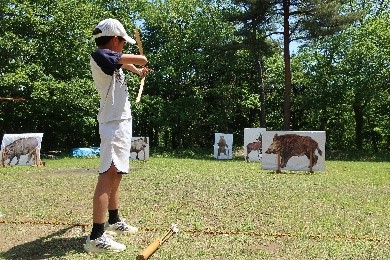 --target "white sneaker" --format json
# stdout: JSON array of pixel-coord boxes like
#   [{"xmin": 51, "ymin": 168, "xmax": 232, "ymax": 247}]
[
  {"xmin": 83, "ymin": 232, "xmax": 126, "ymax": 253},
  {"xmin": 105, "ymin": 219, "xmax": 138, "ymax": 235}
]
